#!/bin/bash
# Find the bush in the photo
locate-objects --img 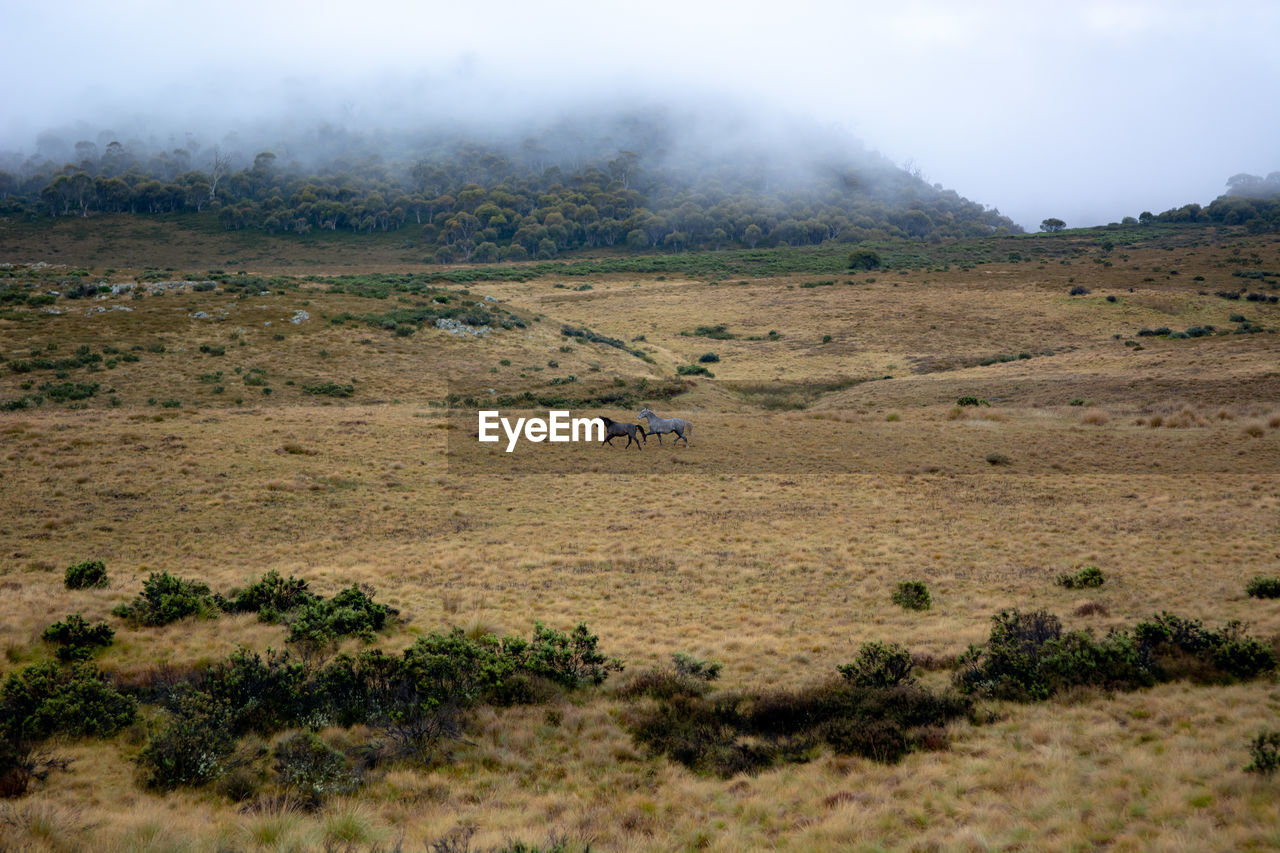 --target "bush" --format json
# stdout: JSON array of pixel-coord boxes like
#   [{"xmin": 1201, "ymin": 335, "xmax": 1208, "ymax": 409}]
[
  {"xmin": 201, "ymin": 647, "xmax": 312, "ymax": 734},
  {"xmin": 848, "ymin": 249, "xmax": 882, "ymax": 270},
  {"xmin": 1069, "ymin": 285, "xmax": 1090, "ymax": 296},
  {"xmin": 697, "ymin": 352, "xmax": 720, "ymax": 363},
  {"xmin": 521, "ymin": 622, "xmax": 624, "ymax": 689},
  {"xmin": 136, "ymin": 692, "xmax": 236, "ymax": 790},
  {"xmin": 676, "ymin": 364, "xmax": 713, "ymax": 377},
  {"xmin": 1056, "ymin": 565, "xmax": 1105, "ymax": 589},
  {"xmin": 287, "ymin": 585, "xmax": 396, "ymax": 647},
  {"xmin": 1, "ymin": 662, "xmax": 136, "ymax": 741},
  {"xmin": 891, "ymin": 581, "xmax": 931, "ymax": 611},
  {"xmin": 219, "ymin": 570, "xmax": 319, "ymax": 622},
  {"xmin": 619, "ymin": 652, "xmax": 722, "ymax": 702},
  {"xmin": 301, "ymin": 381, "xmax": 354, "ymax": 397},
  {"xmin": 402, "ymin": 628, "xmax": 517, "ymax": 707},
  {"xmin": 1246, "ymin": 576, "xmax": 1280, "ymax": 599},
  {"xmin": 957, "ymin": 609, "xmax": 1276, "ymax": 701},
  {"xmin": 628, "ymin": 678, "xmax": 971, "ymax": 777},
  {"xmin": 273, "ymin": 731, "xmax": 357, "ymax": 806},
  {"xmin": 839, "ymin": 642, "xmax": 916, "ymax": 688},
  {"xmin": 41, "ymin": 615, "xmax": 114, "ymax": 662},
  {"xmin": 64, "ymin": 559, "xmax": 108, "ymax": 589},
  {"xmin": 956, "ymin": 396, "xmax": 989, "ymax": 407},
  {"xmin": 112, "ymin": 571, "xmax": 219, "ymax": 626},
  {"xmin": 1245, "ymin": 730, "xmax": 1280, "ymax": 775}
]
